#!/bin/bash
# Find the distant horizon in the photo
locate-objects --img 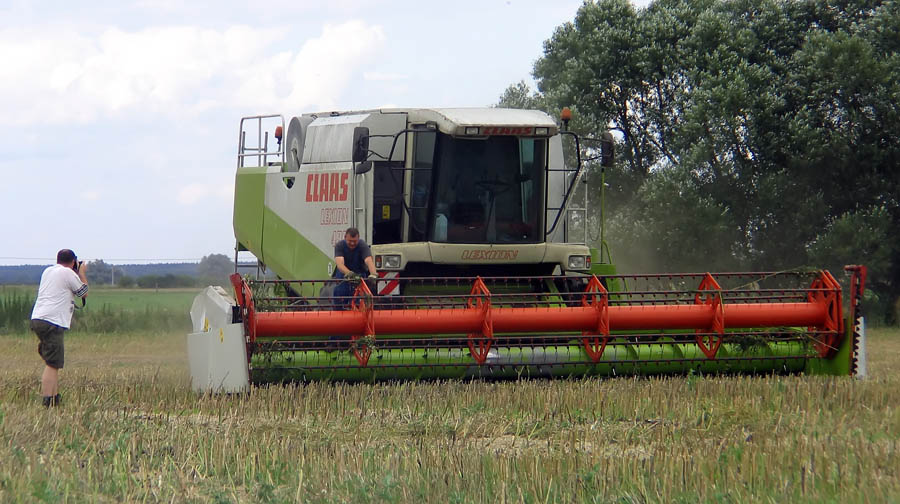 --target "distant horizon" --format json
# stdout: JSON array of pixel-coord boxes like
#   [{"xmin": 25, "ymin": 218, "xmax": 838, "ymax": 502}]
[
  {"xmin": 0, "ymin": 259, "xmax": 210, "ymax": 266},
  {"xmin": 0, "ymin": 260, "xmax": 258, "ymax": 285},
  {"xmin": 0, "ymin": 252, "xmax": 258, "ymax": 267},
  {"xmin": 0, "ymin": 259, "xmax": 257, "ymax": 266}
]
